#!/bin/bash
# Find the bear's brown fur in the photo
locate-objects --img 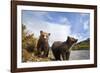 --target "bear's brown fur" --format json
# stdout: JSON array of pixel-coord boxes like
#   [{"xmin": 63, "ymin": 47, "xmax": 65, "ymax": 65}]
[
  {"xmin": 37, "ymin": 30, "xmax": 50, "ymax": 57},
  {"xmin": 51, "ymin": 36, "xmax": 78, "ymax": 60}
]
